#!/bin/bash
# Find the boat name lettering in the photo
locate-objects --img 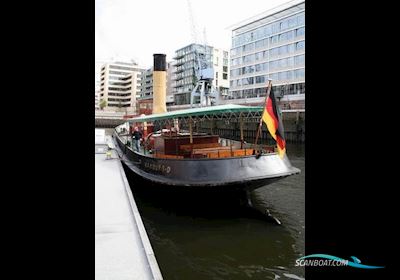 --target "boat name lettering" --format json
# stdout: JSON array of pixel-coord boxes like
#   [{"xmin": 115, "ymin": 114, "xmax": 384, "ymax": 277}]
[{"xmin": 144, "ymin": 162, "xmax": 171, "ymax": 173}]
